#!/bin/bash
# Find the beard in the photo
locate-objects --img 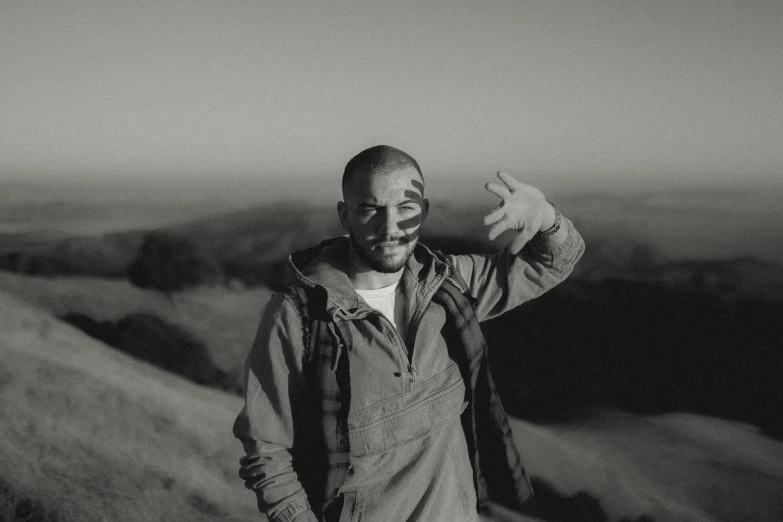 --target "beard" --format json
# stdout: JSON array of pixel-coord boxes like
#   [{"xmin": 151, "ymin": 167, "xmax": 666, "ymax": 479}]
[{"xmin": 348, "ymin": 232, "xmax": 418, "ymax": 273}]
